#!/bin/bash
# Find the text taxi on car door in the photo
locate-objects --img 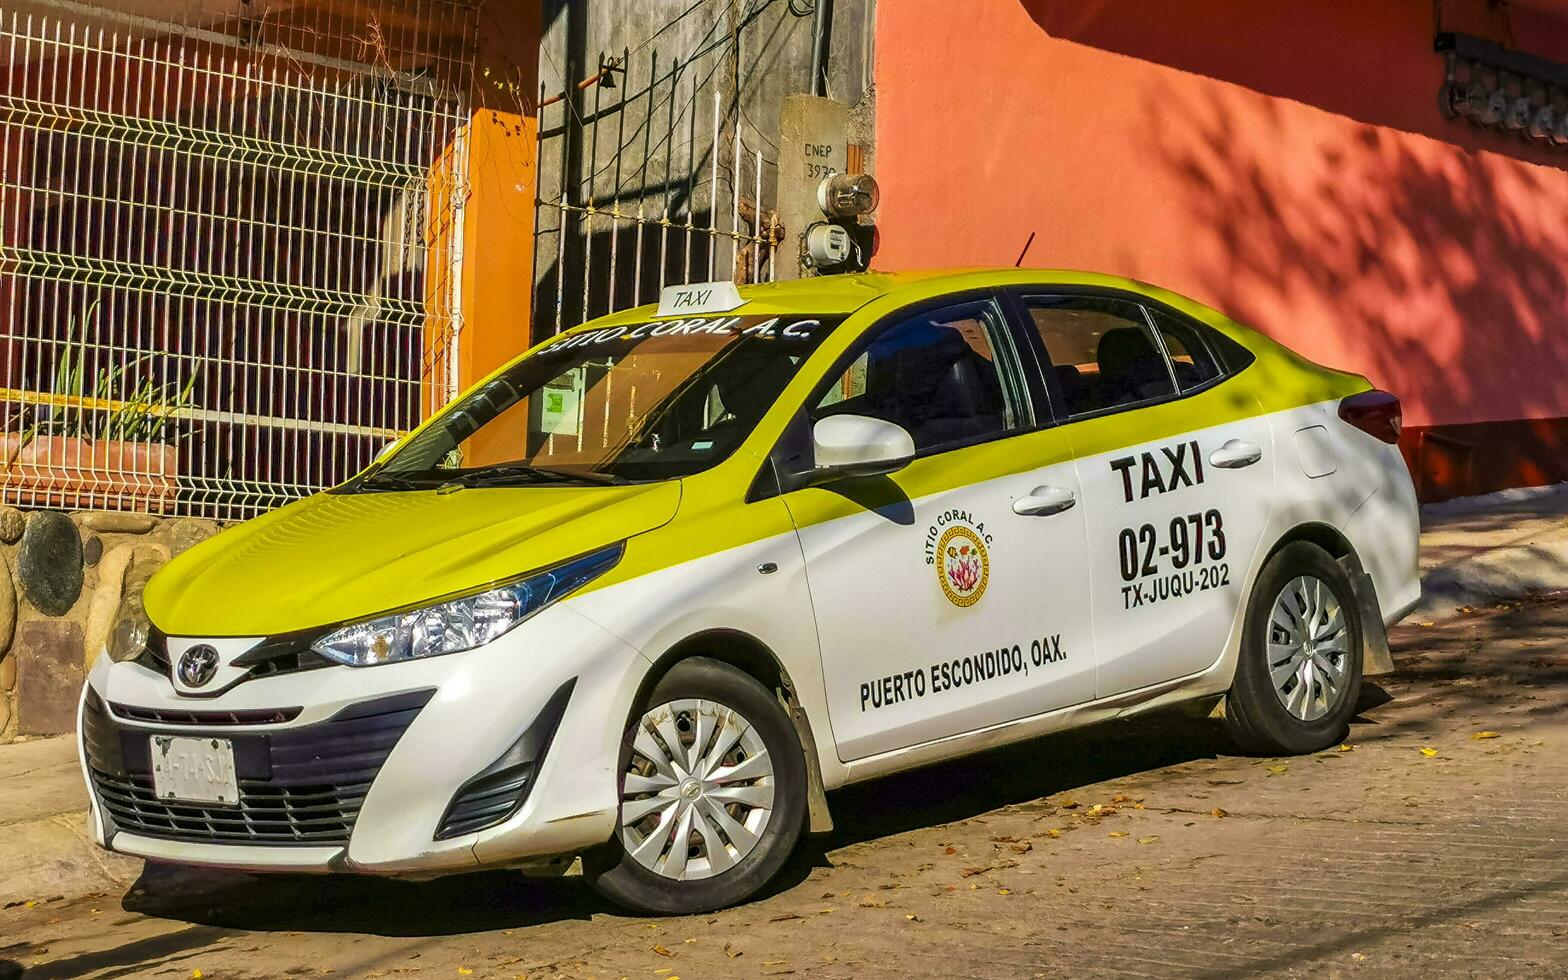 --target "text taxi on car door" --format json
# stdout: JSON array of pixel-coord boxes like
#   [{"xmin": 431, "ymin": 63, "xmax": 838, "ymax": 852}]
[{"xmin": 80, "ymin": 270, "xmax": 1419, "ymax": 913}]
